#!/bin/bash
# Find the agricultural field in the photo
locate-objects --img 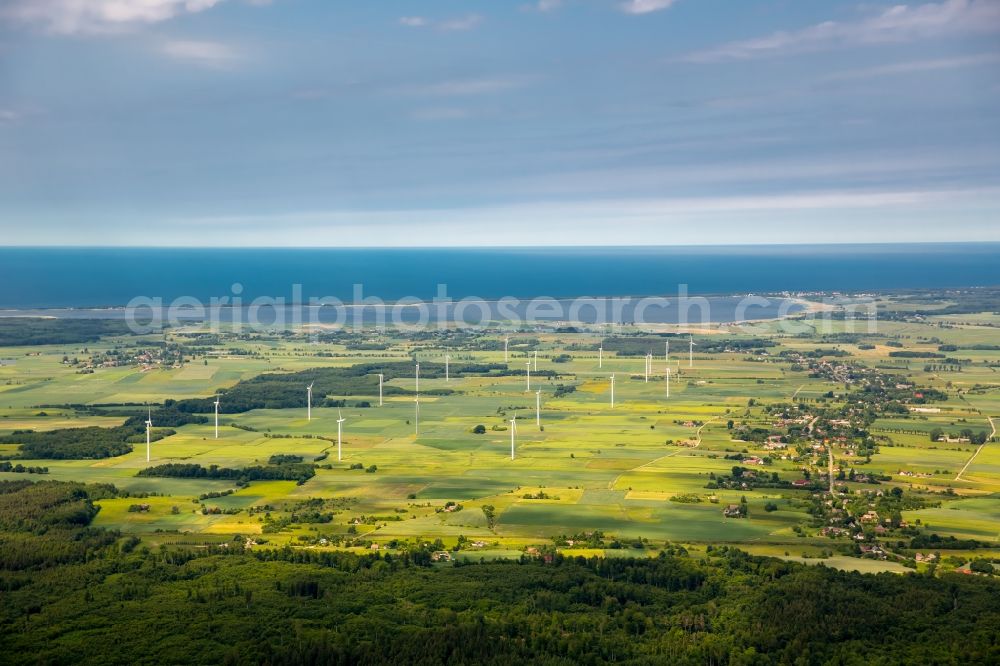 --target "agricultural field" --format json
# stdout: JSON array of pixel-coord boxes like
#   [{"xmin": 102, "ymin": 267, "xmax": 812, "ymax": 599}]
[{"xmin": 1, "ymin": 297, "xmax": 998, "ymax": 574}]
